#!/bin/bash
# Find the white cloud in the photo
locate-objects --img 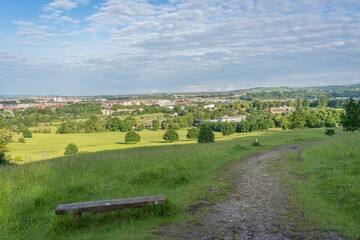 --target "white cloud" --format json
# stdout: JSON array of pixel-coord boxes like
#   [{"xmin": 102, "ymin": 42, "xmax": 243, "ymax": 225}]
[
  {"xmin": 3, "ymin": 0, "xmax": 360, "ymax": 95},
  {"xmin": 12, "ymin": 21, "xmax": 56, "ymax": 44},
  {"xmin": 44, "ymin": 0, "xmax": 89, "ymax": 12}
]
